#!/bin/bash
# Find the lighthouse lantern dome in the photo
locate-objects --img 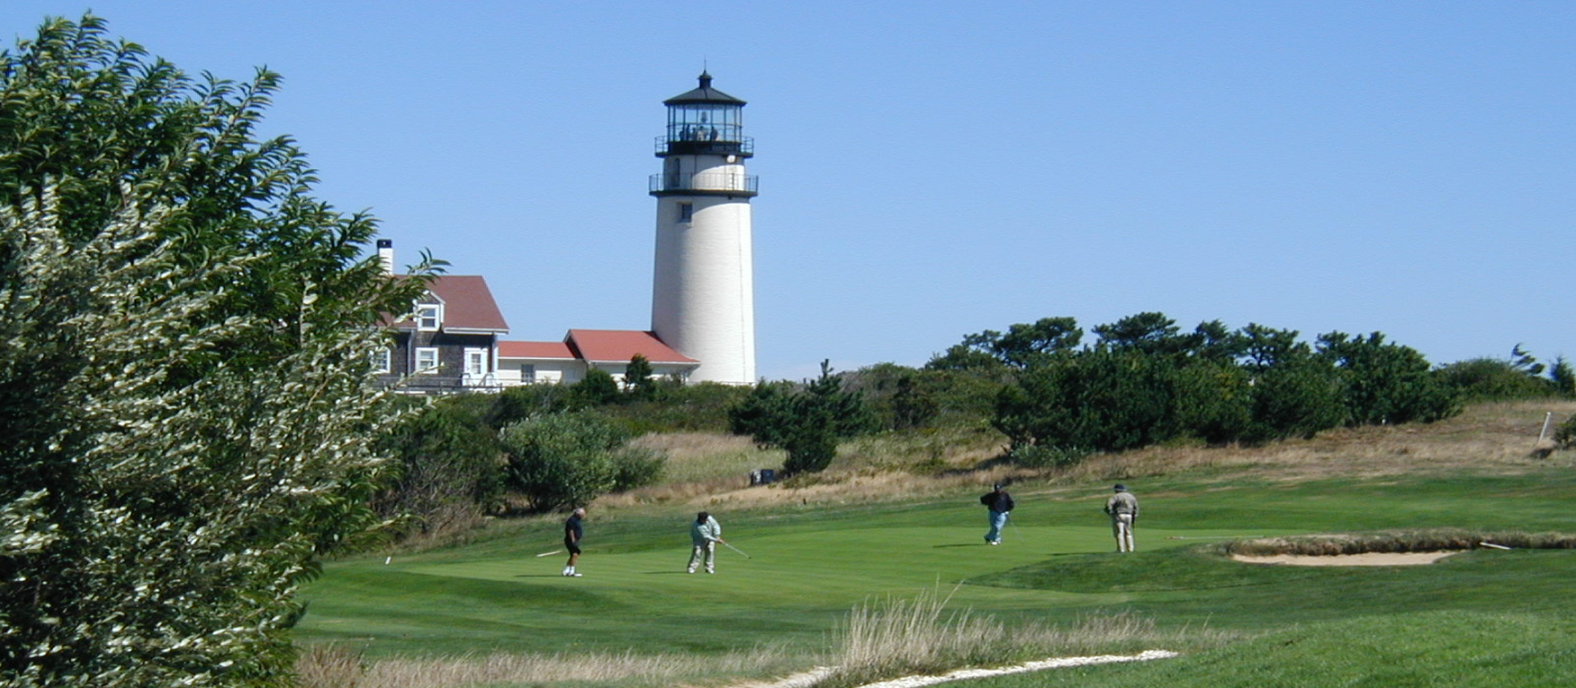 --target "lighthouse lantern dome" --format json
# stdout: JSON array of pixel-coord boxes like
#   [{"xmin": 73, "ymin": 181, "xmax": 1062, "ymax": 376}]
[{"xmin": 659, "ymin": 71, "xmax": 752, "ymax": 157}]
